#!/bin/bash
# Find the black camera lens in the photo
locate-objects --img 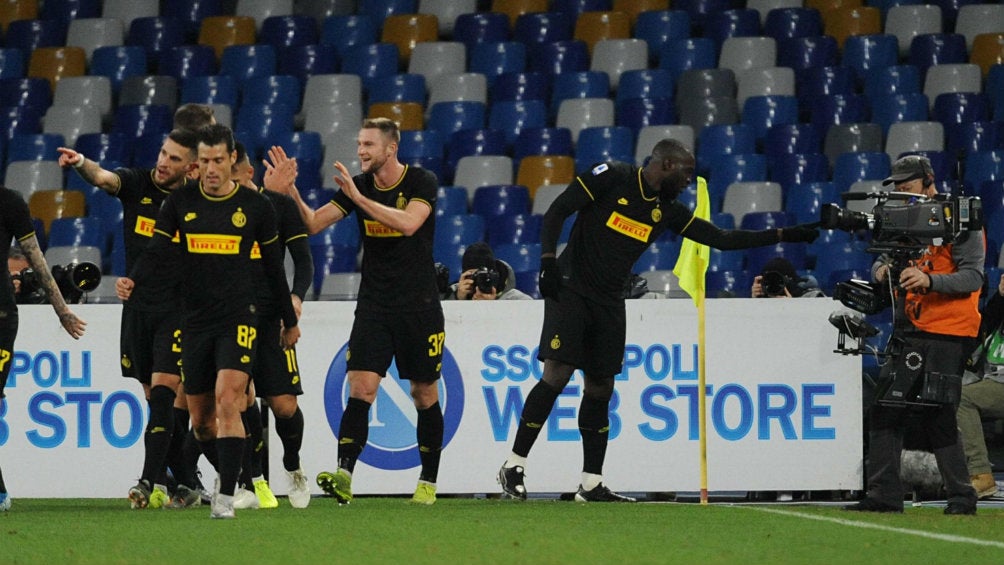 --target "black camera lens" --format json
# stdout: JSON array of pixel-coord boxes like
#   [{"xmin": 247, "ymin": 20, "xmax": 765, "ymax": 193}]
[
  {"xmin": 472, "ymin": 267, "xmax": 498, "ymax": 295},
  {"xmin": 761, "ymin": 271, "xmax": 788, "ymax": 297}
]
